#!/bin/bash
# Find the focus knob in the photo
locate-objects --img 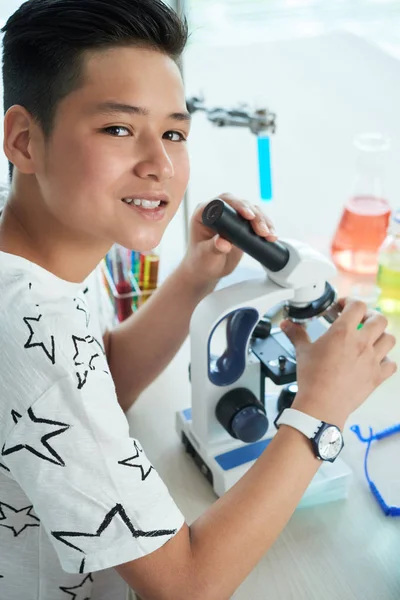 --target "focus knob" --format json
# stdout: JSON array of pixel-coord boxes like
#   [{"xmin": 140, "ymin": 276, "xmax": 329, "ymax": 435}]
[
  {"xmin": 216, "ymin": 388, "xmax": 269, "ymax": 444},
  {"xmin": 277, "ymin": 383, "xmax": 298, "ymax": 413}
]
